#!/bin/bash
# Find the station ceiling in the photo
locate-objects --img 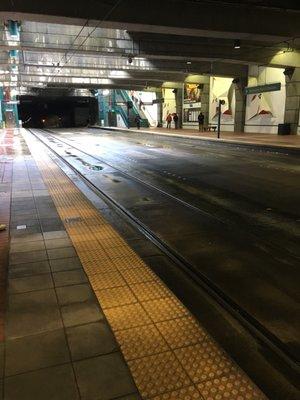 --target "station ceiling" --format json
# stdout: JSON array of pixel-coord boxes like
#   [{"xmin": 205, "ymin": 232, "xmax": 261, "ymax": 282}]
[{"xmin": 0, "ymin": 0, "xmax": 299, "ymax": 91}]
